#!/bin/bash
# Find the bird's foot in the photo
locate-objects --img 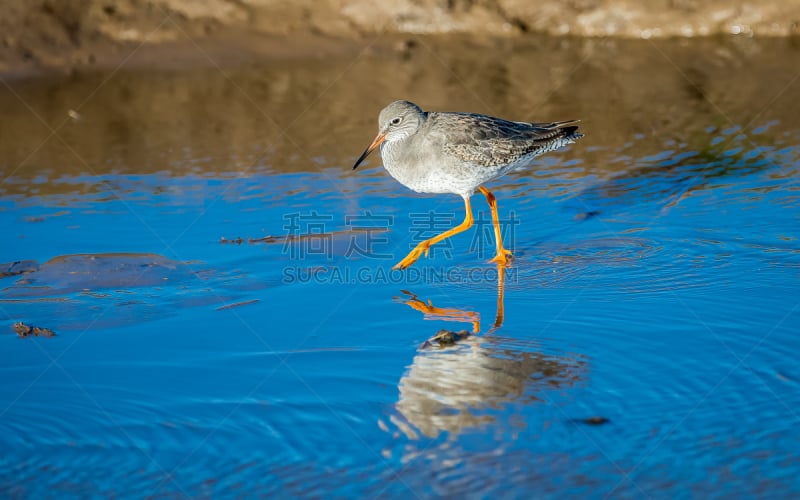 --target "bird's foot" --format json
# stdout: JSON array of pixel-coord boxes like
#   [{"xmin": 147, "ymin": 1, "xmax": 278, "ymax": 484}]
[
  {"xmin": 403, "ymin": 297, "xmax": 438, "ymax": 315},
  {"xmin": 392, "ymin": 244, "xmax": 430, "ymax": 270},
  {"xmin": 489, "ymin": 248, "xmax": 513, "ymax": 266}
]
